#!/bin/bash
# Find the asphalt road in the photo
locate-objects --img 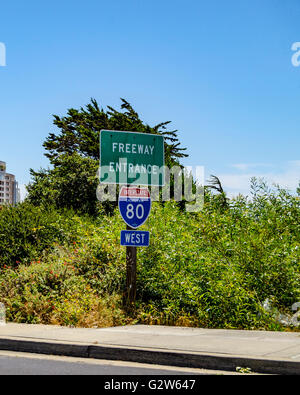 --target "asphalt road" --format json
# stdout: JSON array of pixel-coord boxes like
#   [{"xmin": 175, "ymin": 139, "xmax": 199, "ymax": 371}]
[{"xmin": 0, "ymin": 350, "xmax": 227, "ymax": 375}]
